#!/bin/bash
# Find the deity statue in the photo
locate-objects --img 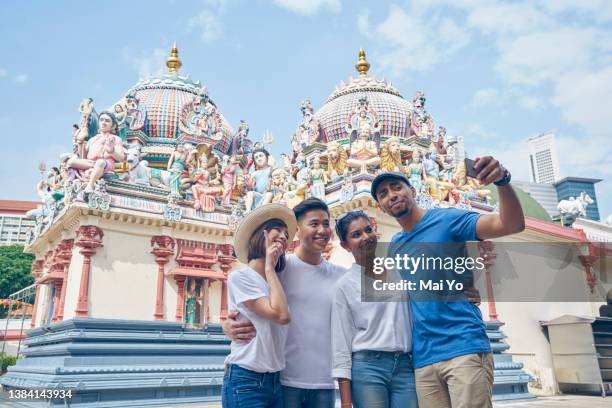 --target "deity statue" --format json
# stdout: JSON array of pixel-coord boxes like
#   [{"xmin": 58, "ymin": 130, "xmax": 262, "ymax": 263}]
[
  {"xmin": 409, "ymin": 91, "xmax": 435, "ymax": 140},
  {"xmin": 184, "ymin": 278, "xmax": 202, "ymax": 327},
  {"xmin": 113, "ymin": 102, "xmax": 128, "ymax": 142},
  {"xmin": 229, "ymin": 120, "xmax": 253, "ymax": 158},
  {"xmin": 423, "ymin": 147, "xmax": 454, "ymax": 201},
  {"xmin": 293, "ymin": 151, "xmax": 310, "ymax": 199},
  {"xmin": 167, "ymin": 143, "xmax": 189, "ymax": 196},
  {"xmin": 125, "ymin": 91, "xmax": 147, "ymax": 131},
  {"xmin": 448, "ymin": 161, "xmax": 491, "ymax": 205},
  {"xmin": 74, "ymin": 98, "xmax": 98, "ymax": 150},
  {"xmin": 195, "ymin": 144, "xmax": 220, "ymax": 182},
  {"xmin": 346, "ymin": 96, "xmax": 381, "ymax": 172},
  {"xmin": 324, "ymin": 141, "xmax": 348, "ymax": 182},
  {"xmin": 434, "ymin": 126, "xmax": 448, "ymax": 156},
  {"xmin": 179, "ymin": 87, "xmax": 223, "ymax": 141},
  {"xmin": 191, "ymin": 169, "xmax": 222, "ymax": 212},
  {"xmin": 244, "ymin": 148, "xmax": 273, "ymax": 213},
  {"xmin": 307, "ymin": 155, "xmax": 327, "ymax": 200},
  {"xmin": 67, "ymin": 111, "xmax": 126, "ymax": 193},
  {"xmin": 221, "ymin": 155, "xmax": 239, "ymax": 206},
  {"xmin": 339, "ymin": 172, "xmax": 355, "ymax": 203},
  {"xmin": 296, "ymin": 100, "xmax": 320, "ymax": 146},
  {"xmin": 380, "ymin": 137, "xmax": 404, "ymax": 173},
  {"xmin": 405, "ymin": 150, "xmax": 425, "ymax": 193},
  {"xmin": 270, "ymin": 168, "xmax": 290, "ymax": 205}
]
